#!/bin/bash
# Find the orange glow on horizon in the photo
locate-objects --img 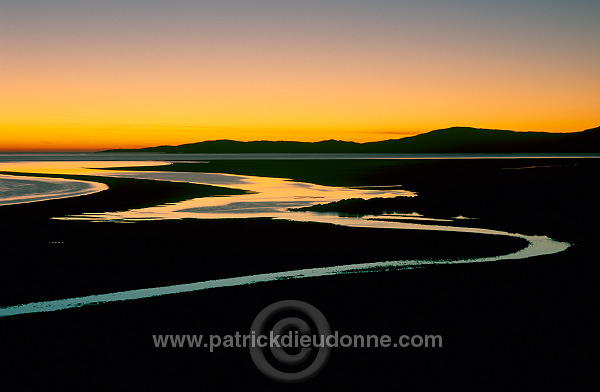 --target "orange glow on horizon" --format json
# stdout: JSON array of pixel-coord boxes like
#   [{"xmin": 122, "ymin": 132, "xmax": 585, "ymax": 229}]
[
  {"xmin": 2, "ymin": 53, "xmax": 597, "ymax": 151},
  {"xmin": 0, "ymin": 120, "xmax": 597, "ymax": 152},
  {"xmin": 2, "ymin": 1, "xmax": 598, "ymax": 152}
]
